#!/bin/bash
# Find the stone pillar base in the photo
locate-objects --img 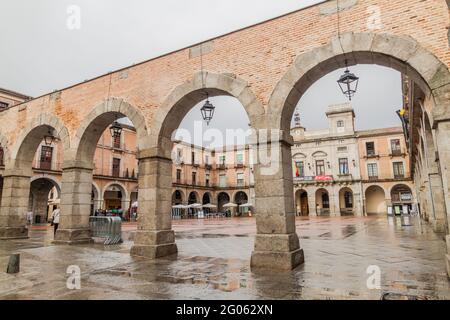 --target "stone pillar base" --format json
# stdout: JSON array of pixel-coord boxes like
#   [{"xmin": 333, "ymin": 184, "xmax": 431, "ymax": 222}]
[
  {"xmin": 432, "ymin": 219, "xmax": 446, "ymax": 233},
  {"xmin": 53, "ymin": 228, "xmax": 93, "ymax": 245},
  {"xmin": 130, "ymin": 230, "xmax": 178, "ymax": 259},
  {"xmin": 0, "ymin": 227, "xmax": 29, "ymax": 240},
  {"xmin": 250, "ymin": 233, "xmax": 305, "ymax": 271},
  {"xmin": 251, "ymin": 248, "xmax": 305, "ymax": 271}
]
